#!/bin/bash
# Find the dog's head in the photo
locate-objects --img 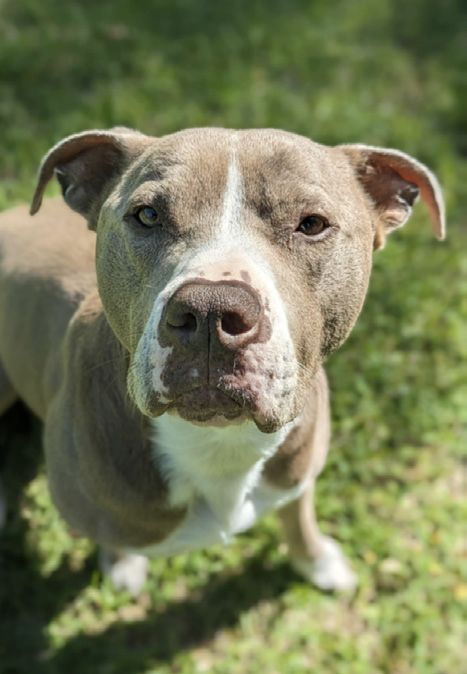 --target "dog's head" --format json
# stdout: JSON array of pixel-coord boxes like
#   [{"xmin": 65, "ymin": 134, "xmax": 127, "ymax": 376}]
[{"xmin": 31, "ymin": 128, "xmax": 444, "ymax": 432}]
